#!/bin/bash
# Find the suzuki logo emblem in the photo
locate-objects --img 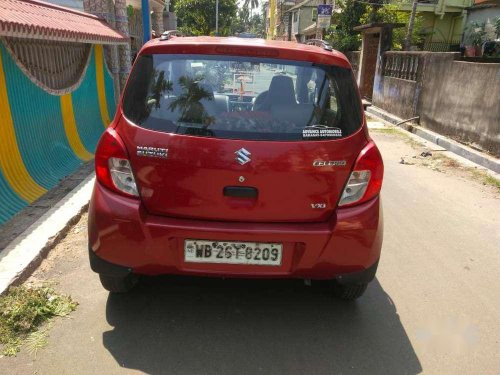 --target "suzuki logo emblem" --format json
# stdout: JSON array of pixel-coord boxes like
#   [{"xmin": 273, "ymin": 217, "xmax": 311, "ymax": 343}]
[{"xmin": 235, "ymin": 148, "xmax": 251, "ymax": 165}]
